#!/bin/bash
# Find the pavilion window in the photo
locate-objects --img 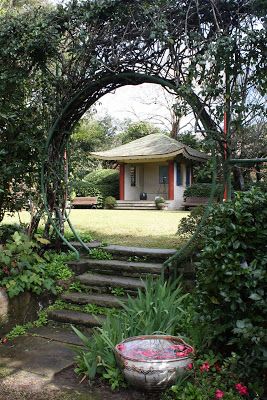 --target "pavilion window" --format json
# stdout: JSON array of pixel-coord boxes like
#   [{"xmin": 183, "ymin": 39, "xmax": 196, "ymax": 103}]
[
  {"xmin": 186, "ymin": 165, "xmax": 191, "ymax": 186},
  {"xmin": 130, "ymin": 166, "xmax": 136, "ymax": 187},
  {"xmin": 176, "ymin": 163, "xmax": 182, "ymax": 186},
  {"xmin": 159, "ymin": 166, "xmax": 168, "ymax": 184}
]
